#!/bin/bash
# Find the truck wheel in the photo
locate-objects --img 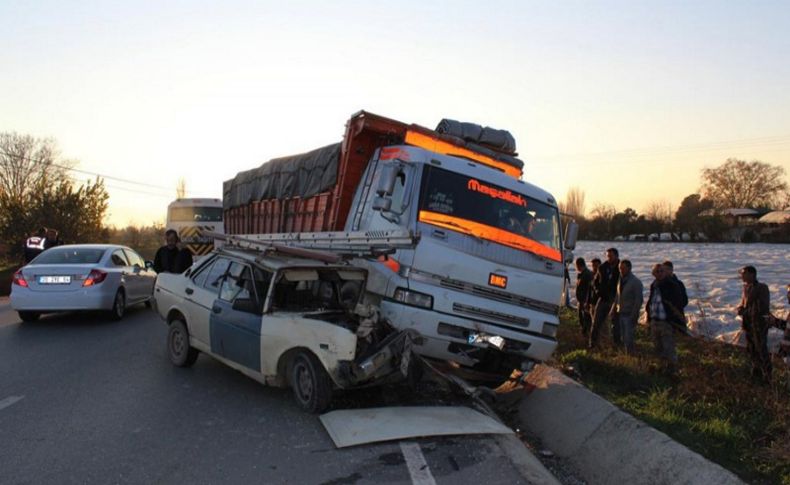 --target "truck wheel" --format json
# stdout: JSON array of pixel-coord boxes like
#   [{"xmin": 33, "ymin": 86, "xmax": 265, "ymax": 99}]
[
  {"xmin": 18, "ymin": 311, "xmax": 40, "ymax": 323},
  {"xmin": 109, "ymin": 290, "xmax": 125, "ymax": 321},
  {"xmin": 289, "ymin": 351, "xmax": 333, "ymax": 413},
  {"xmin": 168, "ymin": 319, "xmax": 199, "ymax": 367}
]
